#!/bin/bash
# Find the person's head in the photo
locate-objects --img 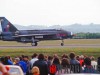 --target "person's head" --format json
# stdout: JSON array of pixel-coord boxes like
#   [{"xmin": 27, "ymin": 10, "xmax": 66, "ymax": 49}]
[
  {"xmin": 79, "ymin": 55, "xmax": 84, "ymax": 60},
  {"xmin": 44, "ymin": 55, "xmax": 48, "ymax": 61},
  {"xmin": 0, "ymin": 57, "xmax": 5, "ymax": 64},
  {"xmin": 76, "ymin": 55, "xmax": 80, "ymax": 61},
  {"xmin": 31, "ymin": 66, "xmax": 40, "ymax": 75},
  {"xmin": 21, "ymin": 55, "xmax": 25, "ymax": 60},
  {"xmin": 19, "ymin": 57, "xmax": 23, "ymax": 61},
  {"xmin": 6, "ymin": 56, "xmax": 11, "ymax": 60},
  {"xmin": 61, "ymin": 58, "xmax": 70, "ymax": 67},
  {"xmin": 38, "ymin": 54, "xmax": 44, "ymax": 60},
  {"xmin": 84, "ymin": 57, "xmax": 91, "ymax": 66},
  {"xmin": 91, "ymin": 56, "xmax": 95, "ymax": 61},
  {"xmin": 48, "ymin": 56, "xmax": 53, "ymax": 61},
  {"xmin": 62, "ymin": 54, "xmax": 68, "ymax": 59},
  {"xmin": 53, "ymin": 57, "xmax": 60, "ymax": 64},
  {"xmin": 14, "ymin": 58, "xmax": 20, "ymax": 63},
  {"xmin": 32, "ymin": 53, "xmax": 38, "ymax": 58},
  {"xmin": 23, "ymin": 56, "xmax": 29, "ymax": 61},
  {"xmin": 53, "ymin": 54, "xmax": 58, "ymax": 58},
  {"xmin": 69, "ymin": 52, "xmax": 75, "ymax": 59}
]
